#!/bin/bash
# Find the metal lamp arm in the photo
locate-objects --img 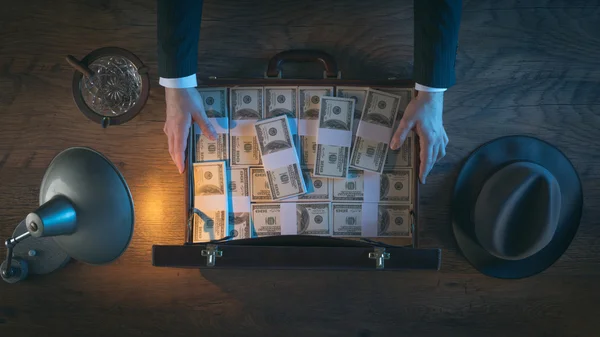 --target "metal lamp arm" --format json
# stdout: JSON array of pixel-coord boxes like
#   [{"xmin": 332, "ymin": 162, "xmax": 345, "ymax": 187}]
[{"xmin": 2, "ymin": 231, "xmax": 31, "ymax": 278}]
